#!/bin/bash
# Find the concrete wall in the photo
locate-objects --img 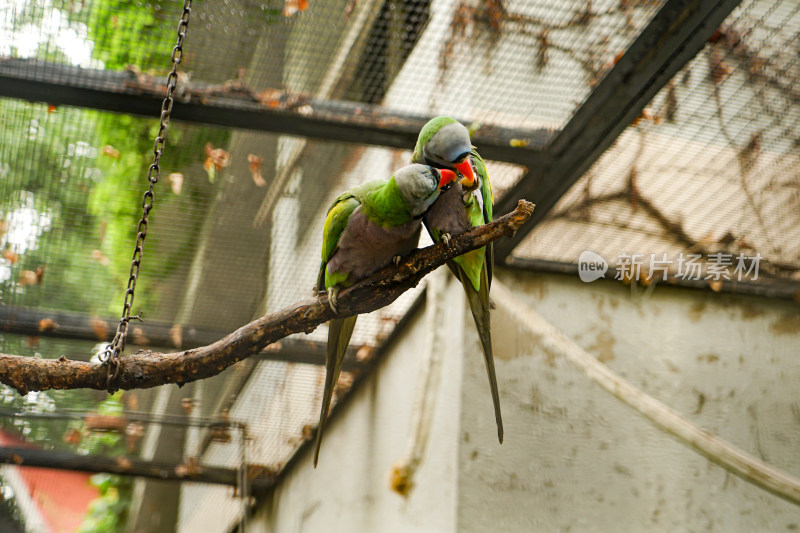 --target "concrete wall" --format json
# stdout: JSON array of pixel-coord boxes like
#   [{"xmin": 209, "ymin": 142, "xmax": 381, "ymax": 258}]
[
  {"xmin": 251, "ymin": 277, "xmax": 468, "ymax": 533},
  {"xmin": 461, "ymin": 270, "xmax": 800, "ymax": 532},
  {"xmin": 255, "ymin": 268, "xmax": 800, "ymax": 532}
]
